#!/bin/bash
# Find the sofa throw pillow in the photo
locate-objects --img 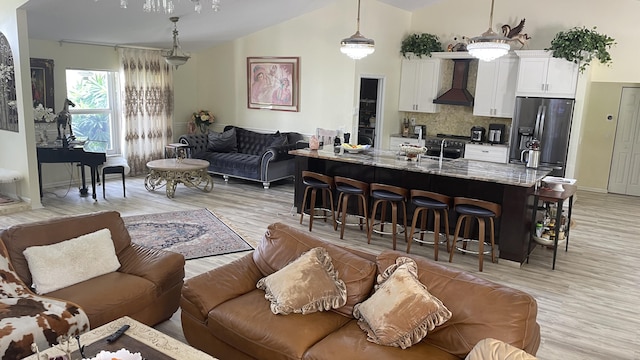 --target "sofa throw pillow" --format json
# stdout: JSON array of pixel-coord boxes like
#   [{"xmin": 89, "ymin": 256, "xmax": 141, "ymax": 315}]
[
  {"xmin": 353, "ymin": 257, "xmax": 452, "ymax": 349},
  {"xmin": 207, "ymin": 127, "xmax": 237, "ymax": 153},
  {"xmin": 465, "ymin": 338, "xmax": 538, "ymax": 360},
  {"xmin": 270, "ymin": 133, "xmax": 288, "ymax": 147},
  {"xmin": 256, "ymin": 247, "xmax": 347, "ymax": 315},
  {"xmin": 23, "ymin": 228, "xmax": 121, "ymax": 294}
]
